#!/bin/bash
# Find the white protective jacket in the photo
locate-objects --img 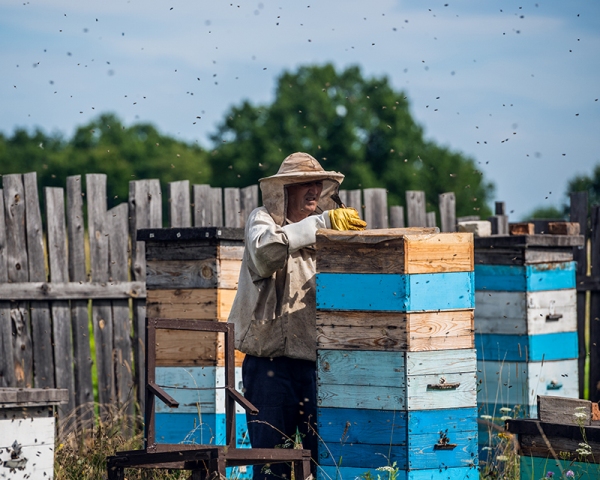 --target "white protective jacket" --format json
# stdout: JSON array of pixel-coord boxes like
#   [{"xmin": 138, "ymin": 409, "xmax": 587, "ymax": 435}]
[{"xmin": 228, "ymin": 153, "xmax": 344, "ymax": 361}]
